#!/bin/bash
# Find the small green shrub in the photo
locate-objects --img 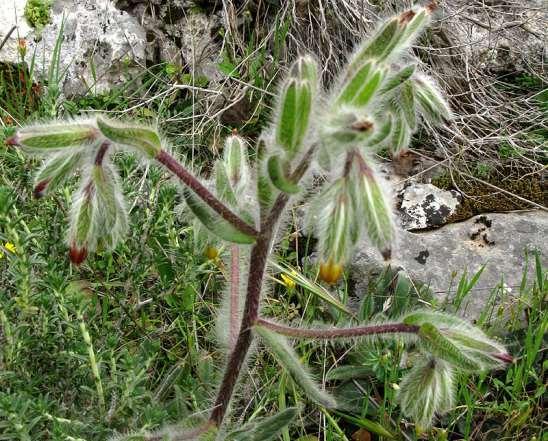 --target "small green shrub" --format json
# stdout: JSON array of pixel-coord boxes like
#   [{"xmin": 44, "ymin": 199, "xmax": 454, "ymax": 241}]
[{"xmin": 24, "ymin": 0, "xmax": 52, "ymax": 31}]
